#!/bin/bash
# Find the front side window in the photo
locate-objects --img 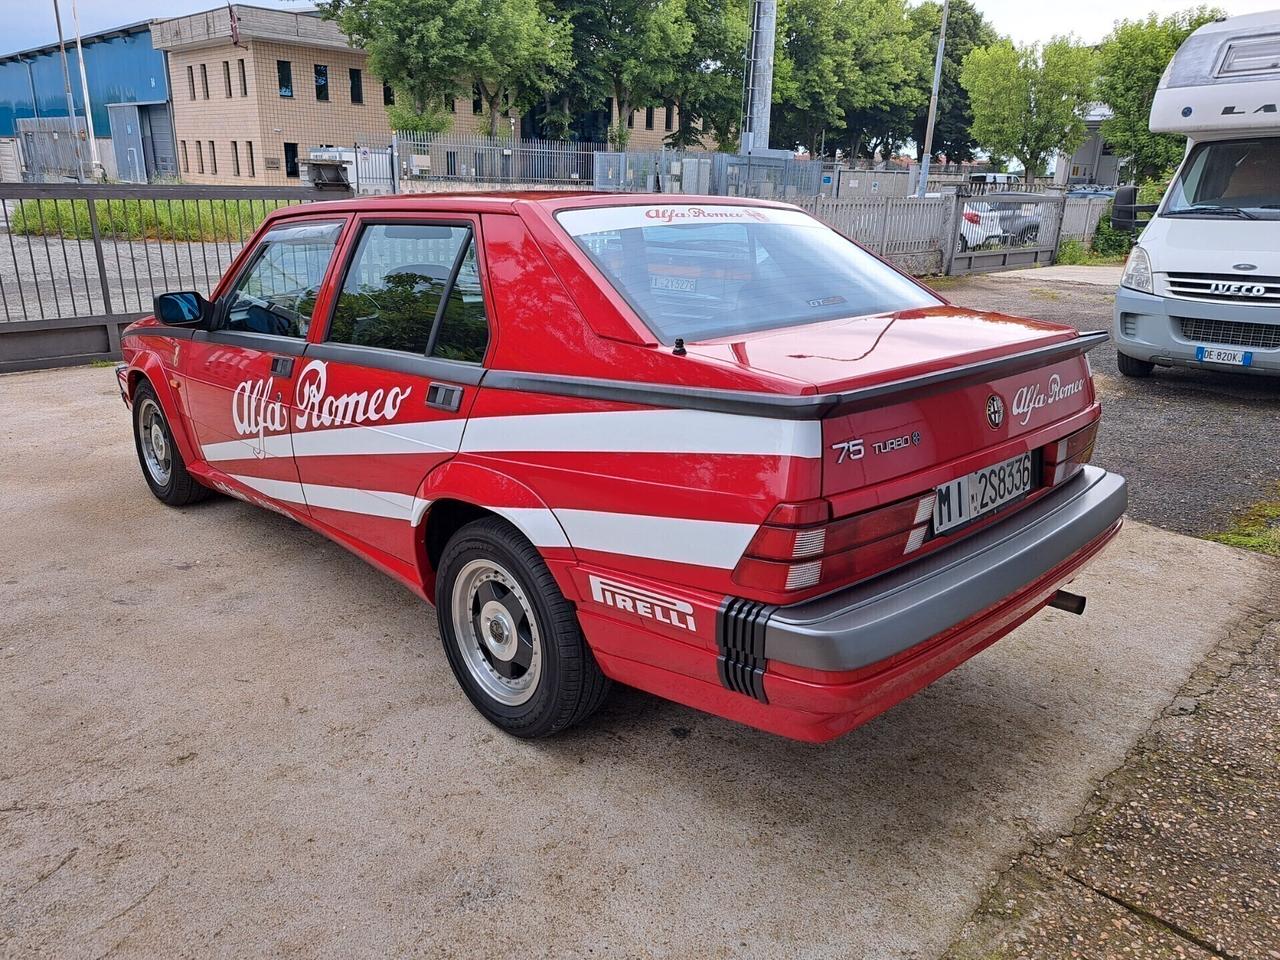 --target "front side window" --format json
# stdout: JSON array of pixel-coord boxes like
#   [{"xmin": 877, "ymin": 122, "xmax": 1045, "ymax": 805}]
[
  {"xmin": 557, "ymin": 205, "xmax": 940, "ymax": 343},
  {"xmin": 222, "ymin": 220, "xmax": 344, "ymax": 338},
  {"xmin": 328, "ymin": 223, "xmax": 489, "ymax": 362},
  {"xmin": 1163, "ymin": 138, "xmax": 1280, "ymax": 220}
]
